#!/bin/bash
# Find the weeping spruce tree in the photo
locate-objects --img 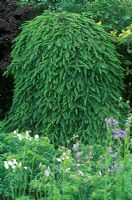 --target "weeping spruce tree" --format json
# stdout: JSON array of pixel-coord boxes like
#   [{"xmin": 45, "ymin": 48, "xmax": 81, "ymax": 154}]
[{"xmin": 4, "ymin": 12, "xmax": 124, "ymax": 145}]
